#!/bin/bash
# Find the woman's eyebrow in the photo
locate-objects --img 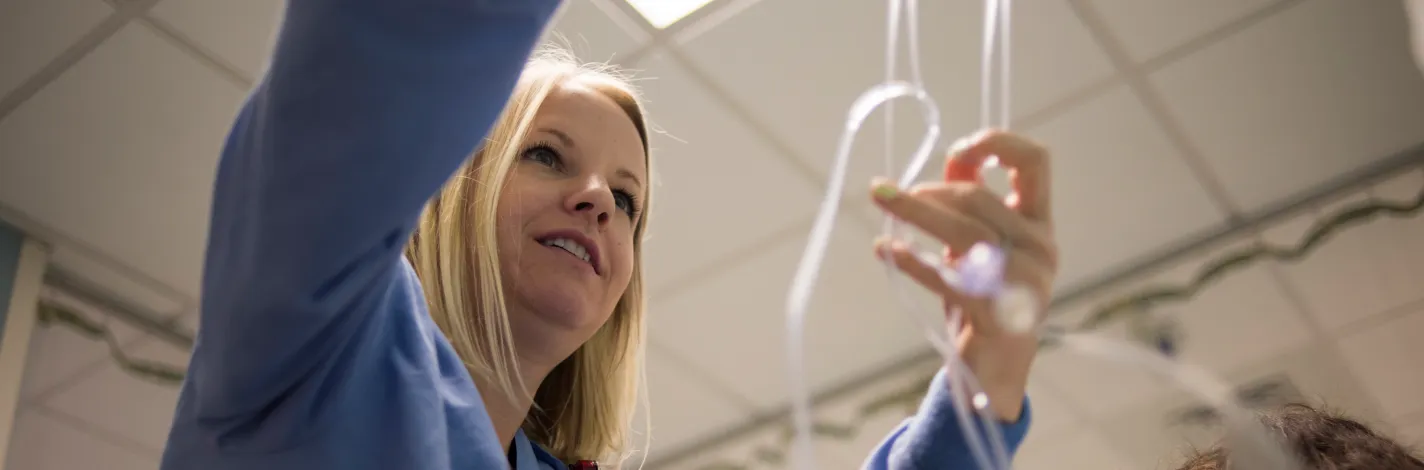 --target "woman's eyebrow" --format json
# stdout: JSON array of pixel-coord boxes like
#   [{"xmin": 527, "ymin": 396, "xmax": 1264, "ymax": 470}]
[
  {"xmin": 538, "ymin": 127, "xmax": 576, "ymax": 149},
  {"xmin": 616, "ymin": 168, "xmax": 642, "ymax": 189}
]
